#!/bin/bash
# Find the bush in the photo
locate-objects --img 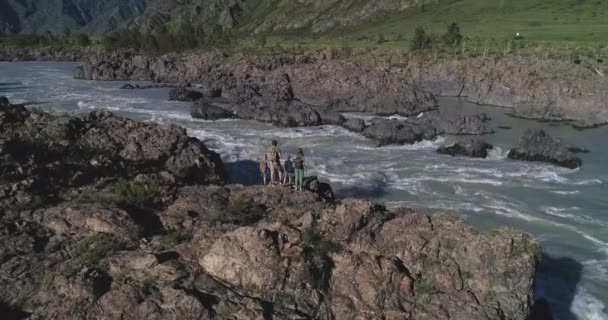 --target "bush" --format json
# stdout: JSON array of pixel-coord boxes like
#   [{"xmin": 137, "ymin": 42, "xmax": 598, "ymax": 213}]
[
  {"xmin": 442, "ymin": 22, "xmax": 463, "ymax": 48},
  {"xmin": 75, "ymin": 34, "xmax": 91, "ymax": 46},
  {"xmin": 411, "ymin": 27, "xmax": 432, "ymax": 52},
  {"xmin": 213, "ymin": 199, "xmax": 265, "ymax": 226},
  {"xmin": 377, "ymin": 33, "xmax": 387, "ymax": 44},
  {"xmin": 64, "ymin": 234, "xmax": 126, "ymax": 276},
  {"xmin": 113, "ymin": 176, "xmax": 160, "ymax": 208},
  {"xmin": 302, "ymin": 221, "xmax": 342, "ymax": 289}
]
